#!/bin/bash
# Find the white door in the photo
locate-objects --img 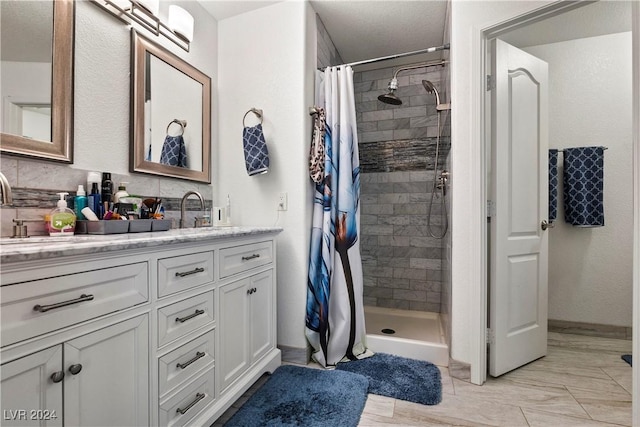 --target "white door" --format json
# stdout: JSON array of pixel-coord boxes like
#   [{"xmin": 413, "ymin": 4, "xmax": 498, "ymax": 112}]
[
  {"xmin": 249, "ymin": 270, "xmax": 274, "ymax": 363},
  {"xmin": 64, "ymin": 315, "xmax": 149, "ymax": 426},
  {"xmin": 1, "ymin": 346, "xmax": 63, "ymax": 427},
  {"xmin": 489, "ymin": 38, "xmax": 549, "ymax": 377},
  {"xmin": 219, "ymin": 278, "xmax": 250, "ymax": 391}
]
